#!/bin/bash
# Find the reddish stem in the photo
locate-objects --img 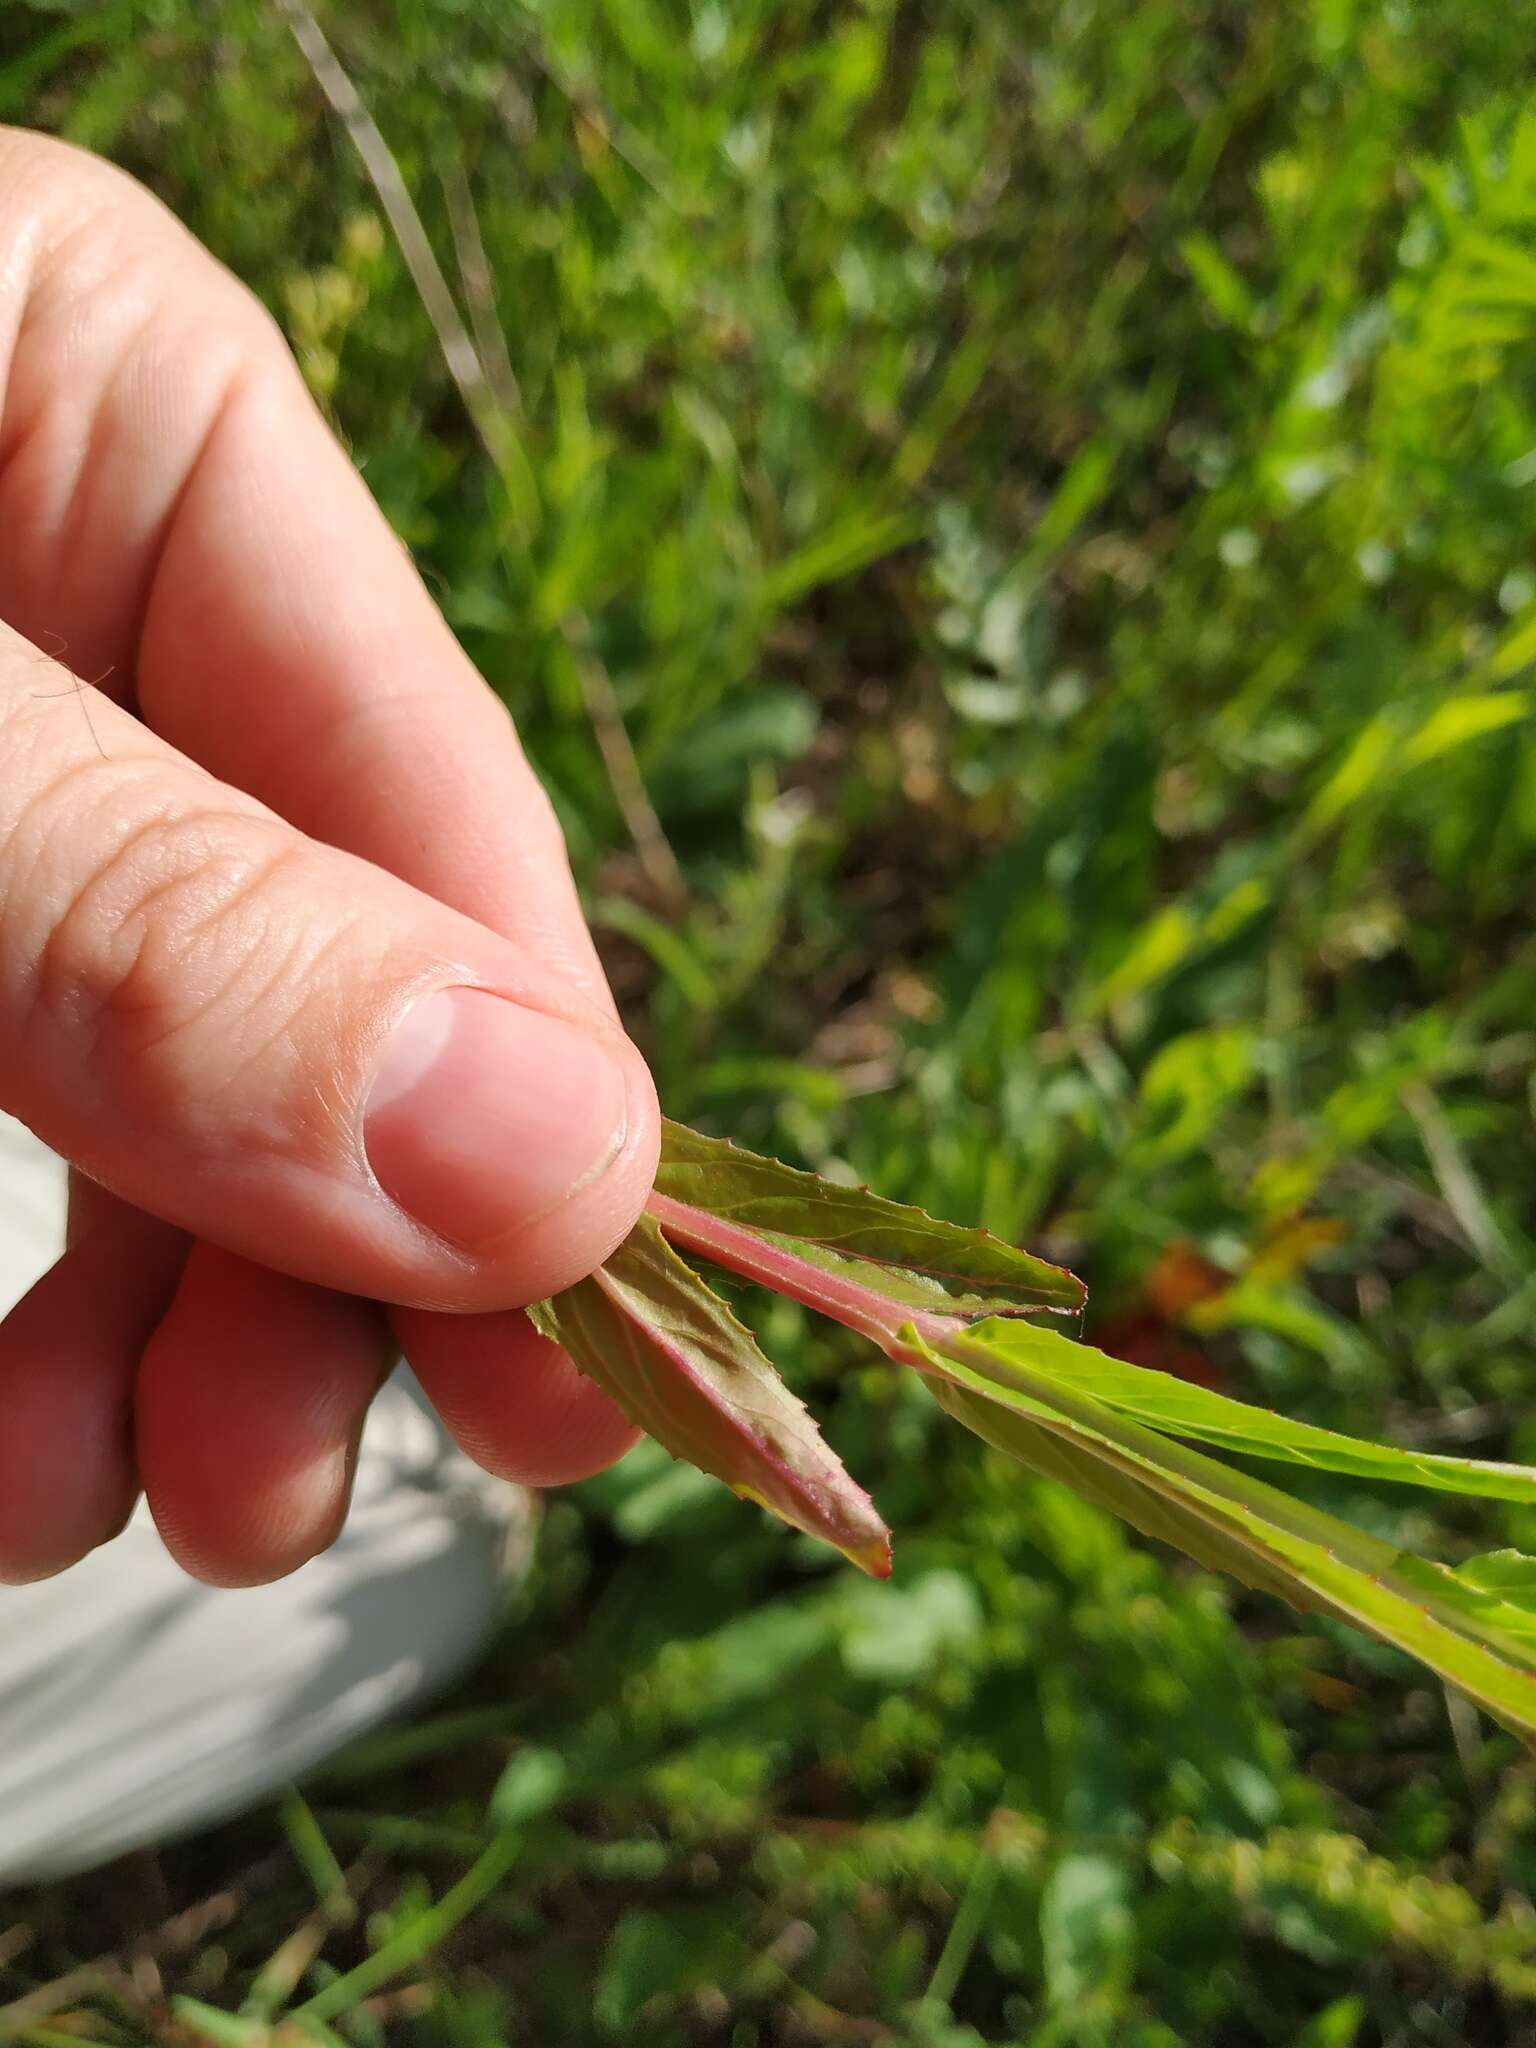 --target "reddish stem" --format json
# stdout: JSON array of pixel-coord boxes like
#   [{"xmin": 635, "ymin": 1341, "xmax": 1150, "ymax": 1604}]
[{"xmin": 646, "ymin": 1191, "xmax": 966, "ymax": 1364}]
